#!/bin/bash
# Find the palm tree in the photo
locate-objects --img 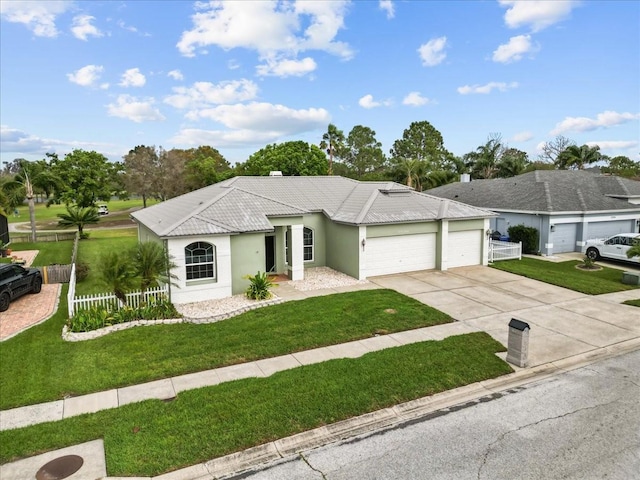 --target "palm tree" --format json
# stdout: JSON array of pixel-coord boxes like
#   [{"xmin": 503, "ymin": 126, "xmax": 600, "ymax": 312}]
[
  {"xmin": 467, "ymin": 135, "xmax": 503, "ymax": 179},
  {"xmin": 319, "ymin": 124, "xmax": 345, "ymax": 176},
  {"xmin": 100, "ymin": 251, "xmax": 136, "ymax": 305},
  {"xmin": 133, "ymin": 241, "xmax": 177, "ymax": 295},
  {"xmin": 0, "ymin": 165, "xmax": 38, "ymax": 240},
  {"xmin": 555, "ymin": 144, "xmax": 602, "ymax": 170},
  {"xmin": 57, "ymin": 205, "xmax": 100, "ymax": 238},
  {"xmin": 395, "ymin": 158, "xmax": 421, "ymax": 189}
]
